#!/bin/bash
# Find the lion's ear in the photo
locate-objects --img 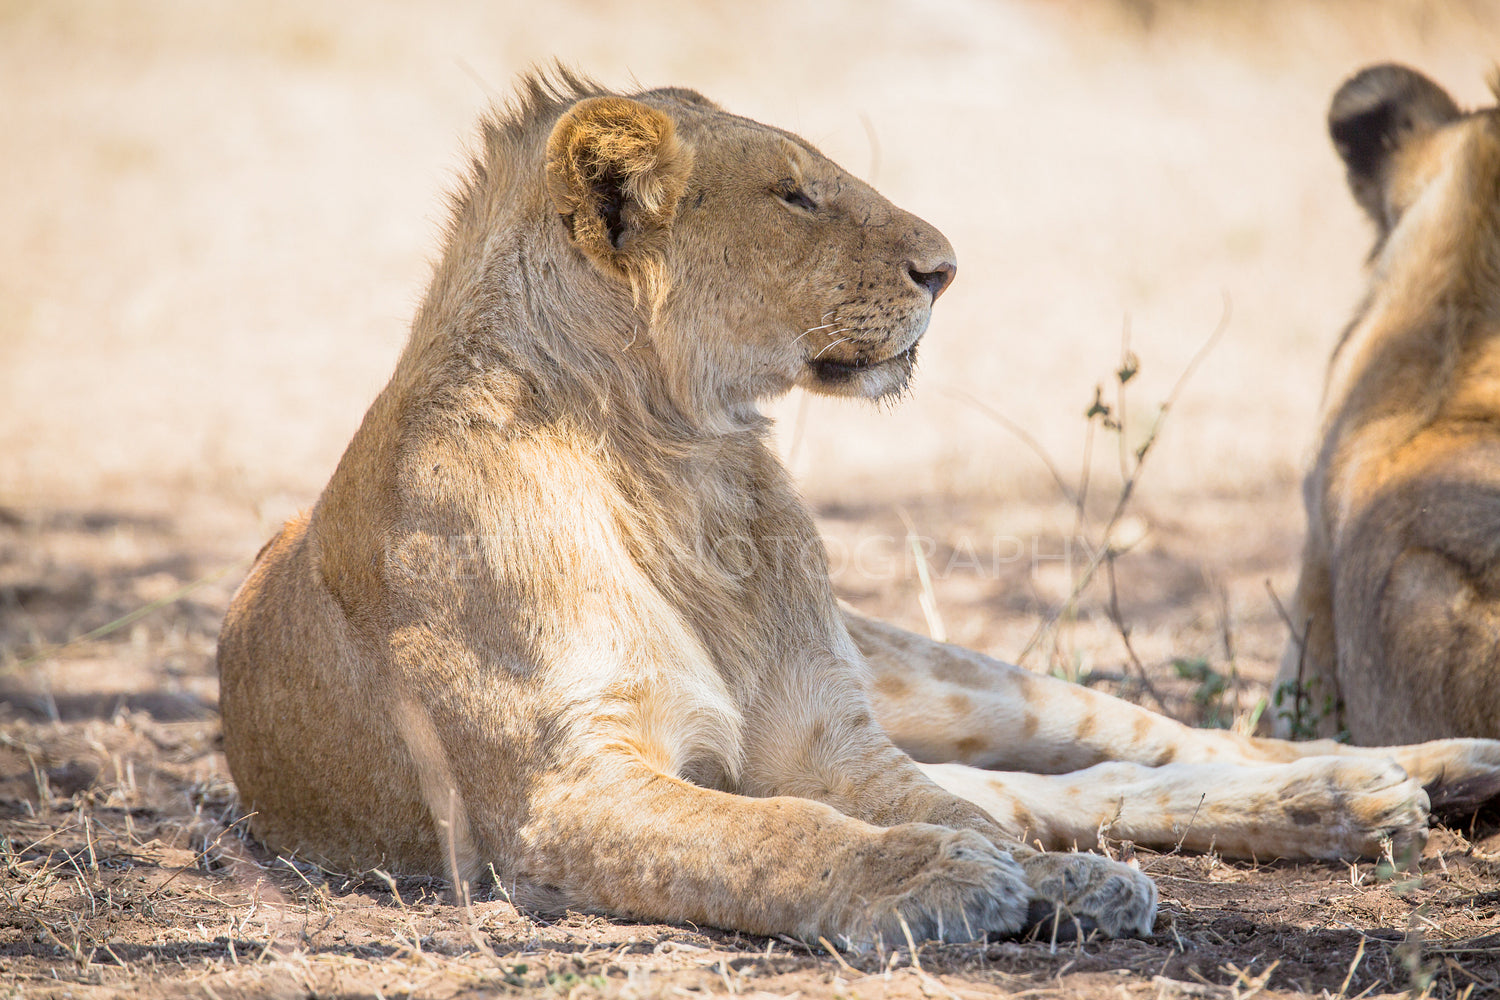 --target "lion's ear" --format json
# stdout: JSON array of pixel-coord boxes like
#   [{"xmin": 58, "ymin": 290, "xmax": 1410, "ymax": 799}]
[
  {"xmin": 1329, "ymin": 64, "xmax": 1460, "ymax": 229},
  {"xmin": 545, "ymin": 97, "xmax": 693, "ymax": 280}
]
